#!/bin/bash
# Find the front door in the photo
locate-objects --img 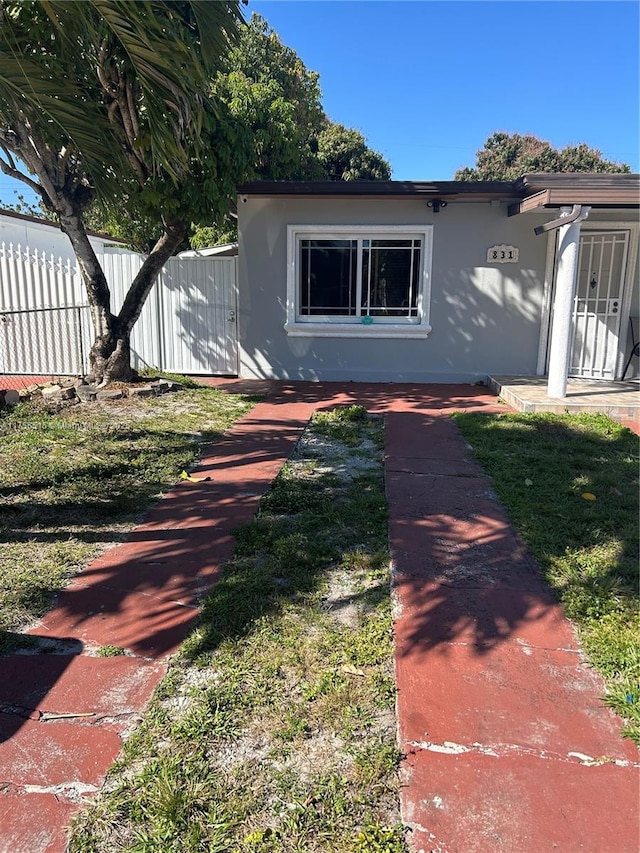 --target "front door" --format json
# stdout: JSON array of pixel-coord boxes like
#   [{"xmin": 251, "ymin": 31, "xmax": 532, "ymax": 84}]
[{"xmin": 569, "ymin": 230, "xmax": 629, "ymax": 379}]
